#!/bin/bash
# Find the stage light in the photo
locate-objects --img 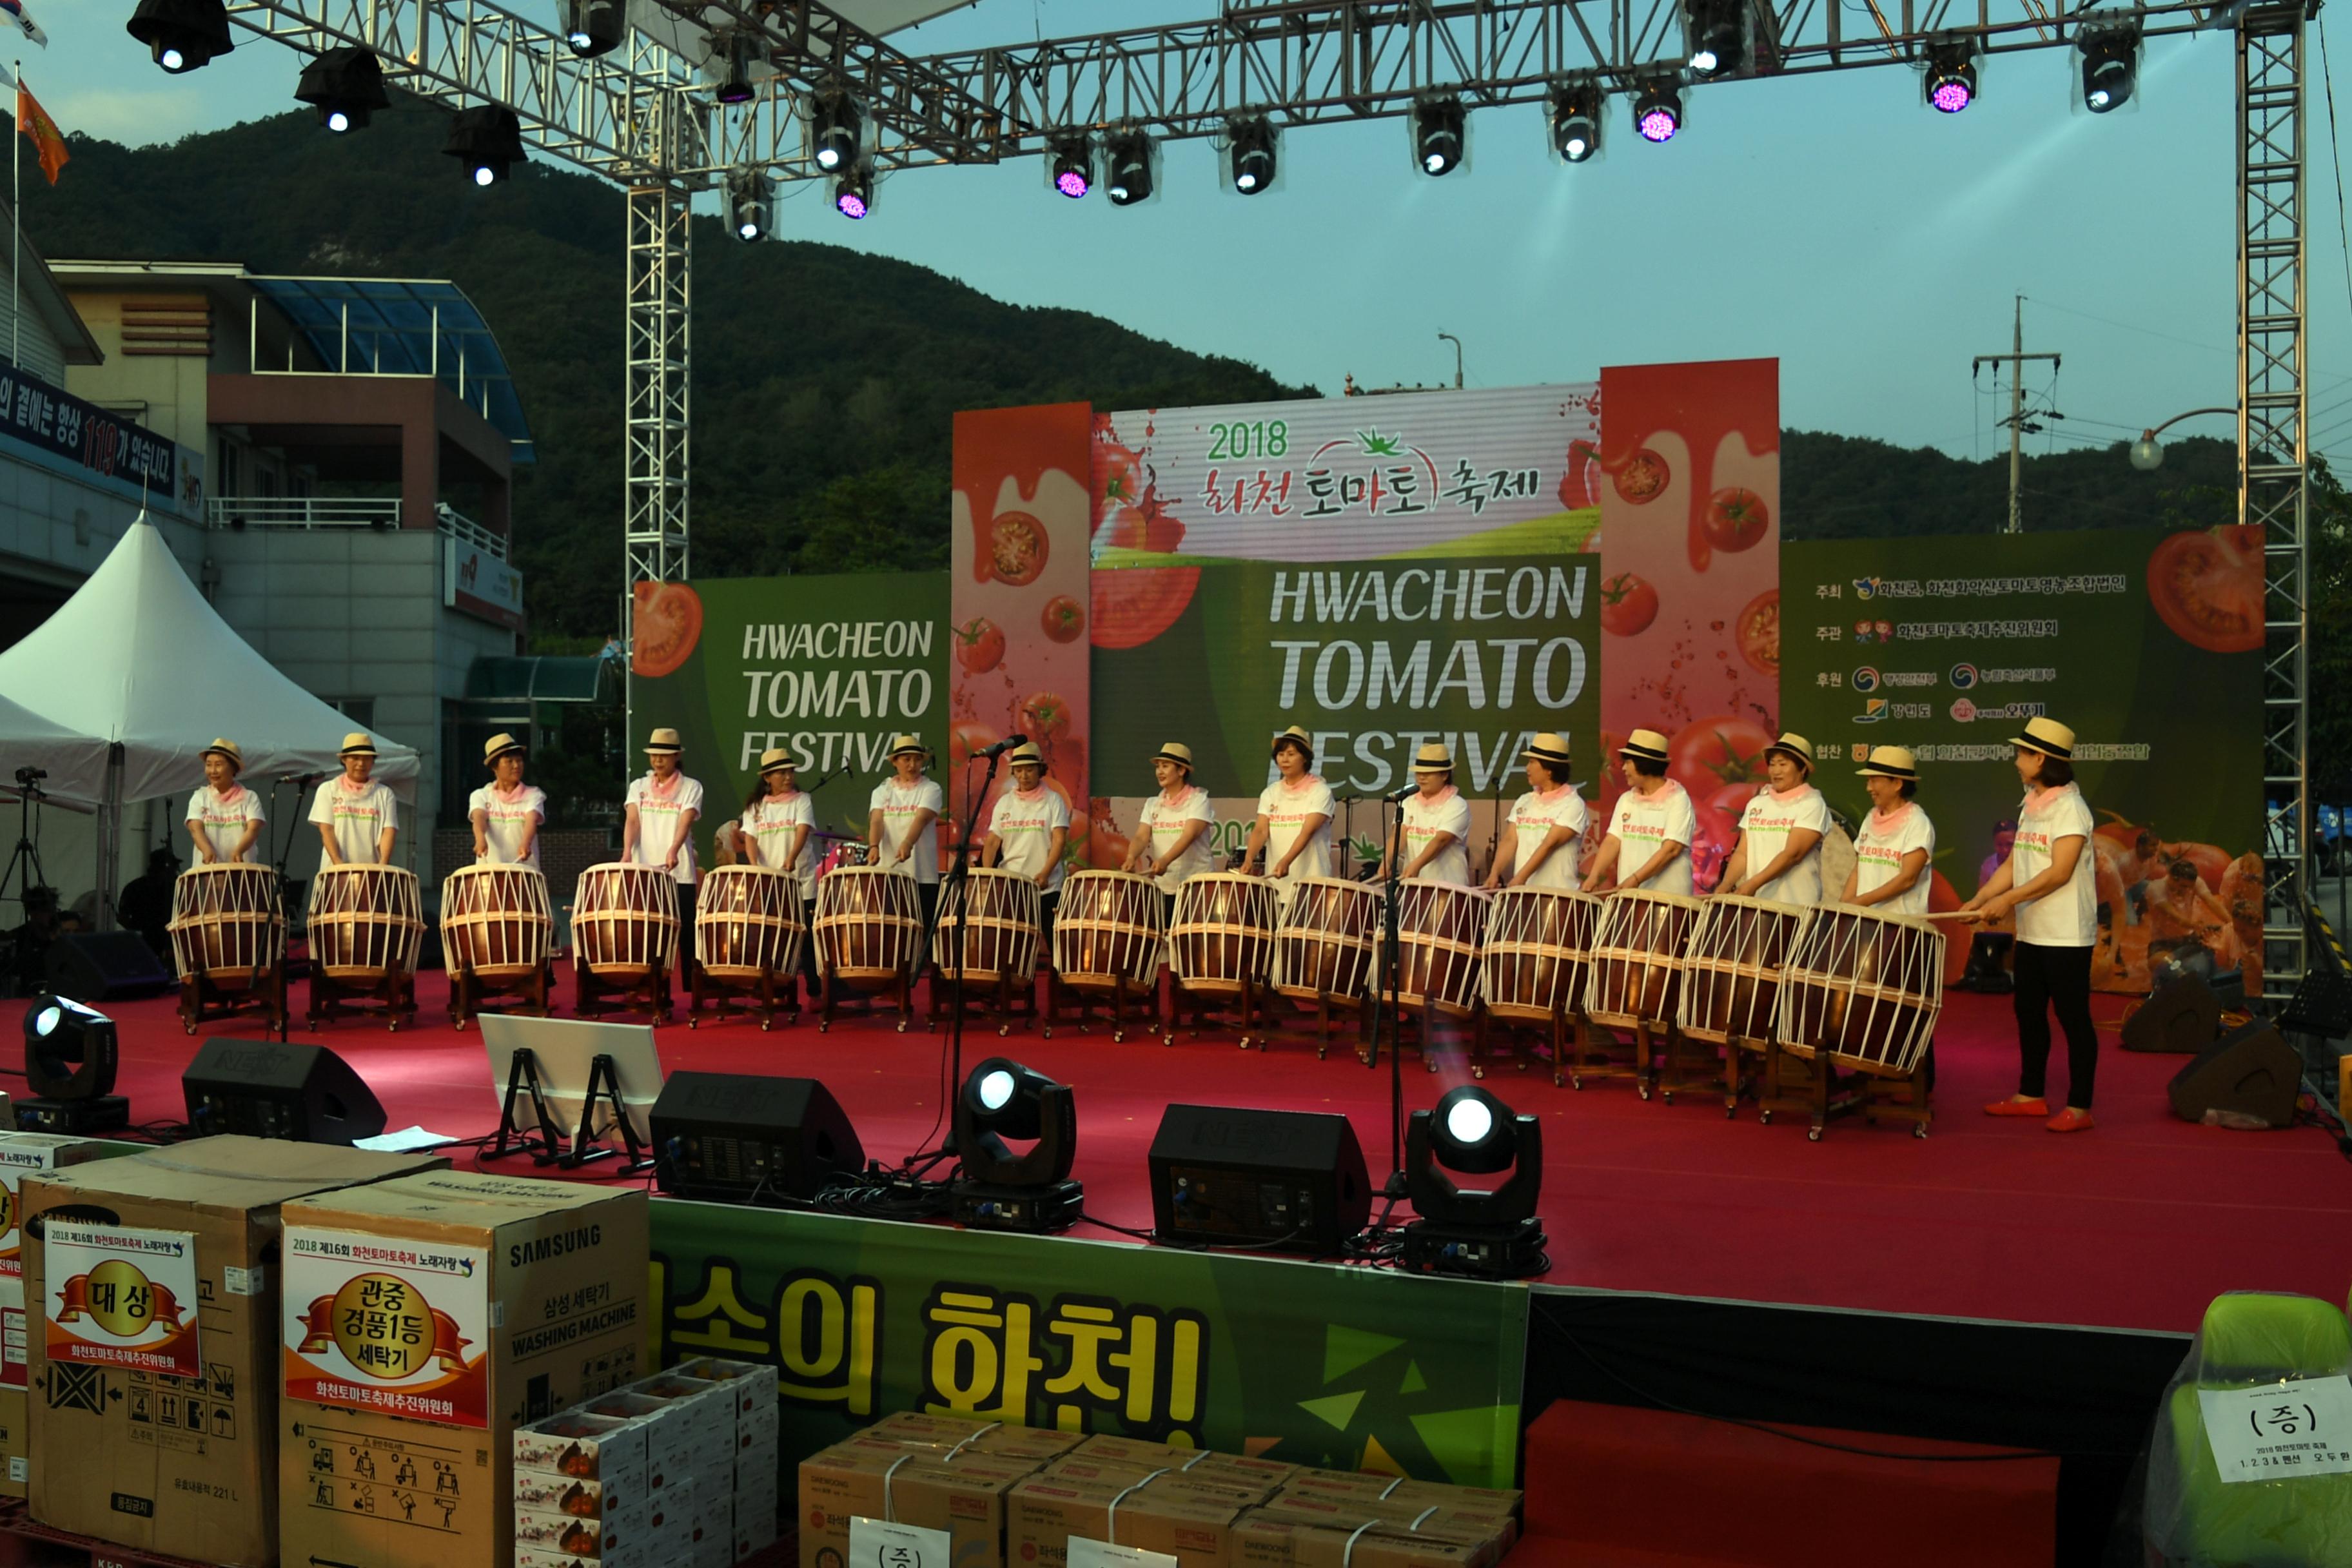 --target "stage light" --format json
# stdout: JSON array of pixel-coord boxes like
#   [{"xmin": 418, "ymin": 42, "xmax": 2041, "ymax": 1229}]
[
  {"xmin": 128, "ymin": 0, "xmax": 234, "ymax": 74},
  {"xmin": 19, "ymin": 994, "xmax": 127, "ymax": 1134},
  {"xmin": 1401, "ymin": 1086, "xmax": 1546, "ymax": 1279},
  {"xmin": 1549, "ymin": 81, "xmax": 1603, "ymax": 163},
  {"xmin": 949, "ymin": 1055, "xmax": 1082, "ymax": 1232},
  {"xmin": 716, "ymin": 28, "xmax": 758, "ymax": 106},
  {"xmin": 727, "ymin": 168, "xmax": 772, "ymax": 241},
  {"xmin": 1048, "ymin": 133, "xmax": 1093, "ymax": 199},
  {"xmin": 1685, "ymin": 0, "xmax": 1743, "ymax": 78},
  {"xmin": 1413, "ymin": 97, "xmax": 1466, "ymax": 175},
  {"xmin": 2081, "ymin": 32, "xmax": 2136, "ymax": 112},
  {"xmin": 1634, "ymin": 83, "xmax": 1682, "ymax": 142},
  {"xmin": 296, "ymin": 46, "xmax": 390, "ymax": 134},
  {"xmin": 833, "ymin": 168, "xmax": 873, "ymax": 219},
  {"xmin": 1228, "ymin": 116, "xmax": 1277, "ymax": 194},
  {"xmin": 1104, "ymin": 128, "xmax": 1156, "ymax": 206},
  {"xmin": 811, "ymin": 93, "xmax": 863, "ymax": 172},
  {"xmin": 563, "ymin": 0, "xmax": 626, "ymax": 58},
  {"xmin": 446, "ymin": 104, "xmax": 524, "ymax": 186},
  {"xmin": 1925, "ymin": 44, "xmax": 1977, "ymax": 113}
]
